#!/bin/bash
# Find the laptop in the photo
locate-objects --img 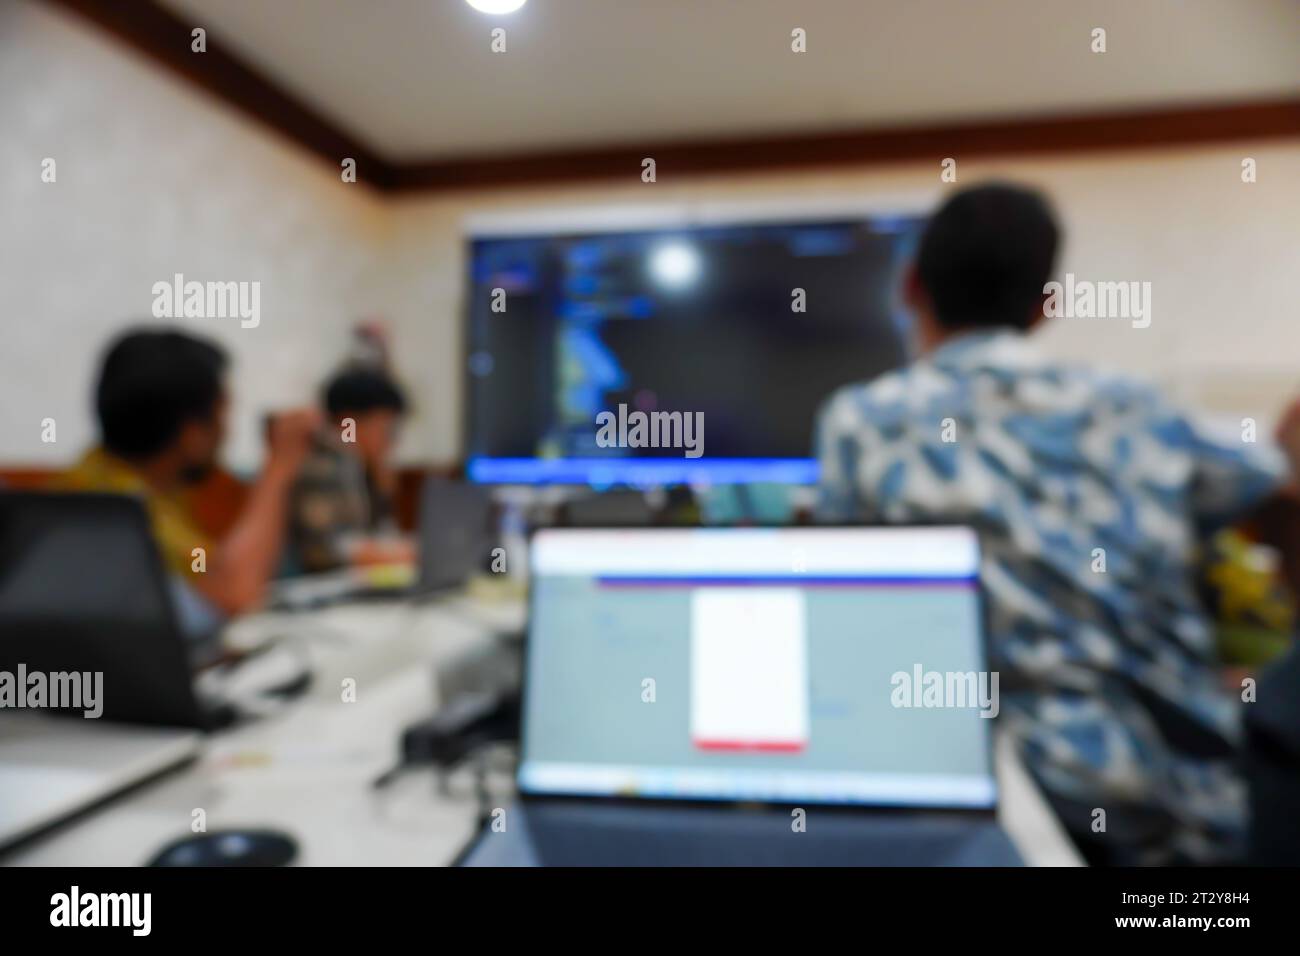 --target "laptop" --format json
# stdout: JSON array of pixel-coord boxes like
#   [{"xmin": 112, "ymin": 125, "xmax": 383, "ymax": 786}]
[
  {"xmin": 416, "ymin": 477, "xmax": 495, "ymax": 592},
  {"xmin": 0, "ymin": 714, "xmax": 200, "ymax": 852},
  {"xmin": 0, "ymin": 492, "xmax": 215, "ymax": 727},
  {"xmin": 268, "ymin": 477, "xmax": 494, "ymax": 608},
  {"xmin": 459, "ymin": 525, "xmax": 1022, "ymax": 866},
  {"xmin": 0, "ymin": 492, "xmax": 207, "ymax": 850}
]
